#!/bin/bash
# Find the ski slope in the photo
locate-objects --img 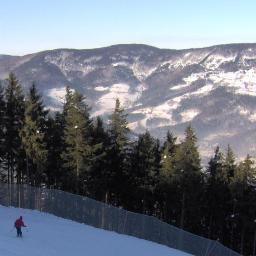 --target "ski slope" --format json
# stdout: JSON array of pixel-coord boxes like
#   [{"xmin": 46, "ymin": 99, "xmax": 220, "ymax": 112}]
[{"xmin": 0, "ymin": 205, "xmax": 191, "ymax": 256}]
